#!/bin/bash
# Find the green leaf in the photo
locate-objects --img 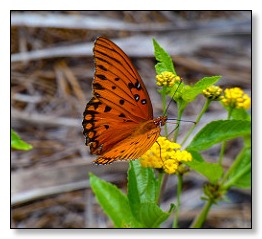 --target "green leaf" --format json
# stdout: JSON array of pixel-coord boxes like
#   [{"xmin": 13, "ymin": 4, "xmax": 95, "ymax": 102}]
[
  {"xmin": 89, "ymin": 173, "xmax": 143, "ymax": 228},
  {"xmin": 185, "ymin": 150, "xmax": 224, "ymax": 182},
  {"xmin": 128, "ymin": 160, "xmax": 157, "ymax": 204},
  {"xmin": 182, "ymin": 76, "xmax": 221, "ymax": 102},
  {"xmin": 231, "ymin": 108, "xmax": 251, "ymax": 121},
  {"xmin": 187, "ymin": 120, "xmax": 251, "ymax": 151},
  {"xmin": 243, "ymin": 134, "xmax": 251, "ymax": 148},
  {"xmin": 135, "ymin": 203, "xmax": 175, "ymax": 228},
  {"xmin": 127, "ymin": 161, "xmax": 174, "ymax": 227},
  {"xmin": 11, "ymin": 129, "xmax": 32, "ymax": 150},
  {"xmin": 153, "ymin": 38, "xmax": 176, "ymax": 75},
  {"xmin": 227, "ymin": 147, "xmax": 251, "ymax": 188}
]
